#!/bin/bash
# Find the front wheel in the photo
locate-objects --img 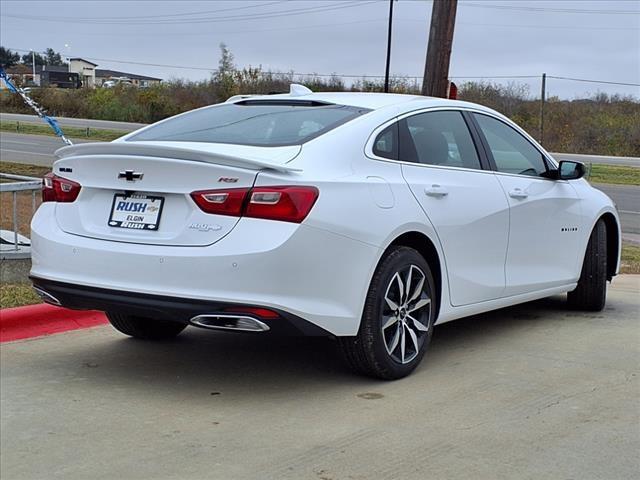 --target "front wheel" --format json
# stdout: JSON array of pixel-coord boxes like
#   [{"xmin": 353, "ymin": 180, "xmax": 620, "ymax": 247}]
[
  {"xmin": 567, "ymin": 219, "xmax": 607, "ymax": 311},
  {"xmin": 106, "ymin": 312, "xmax": 187, "ymax": 339},
  {"xmin": 339, "ymin": 246, "xmax": 436, "ymax": 380}
]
